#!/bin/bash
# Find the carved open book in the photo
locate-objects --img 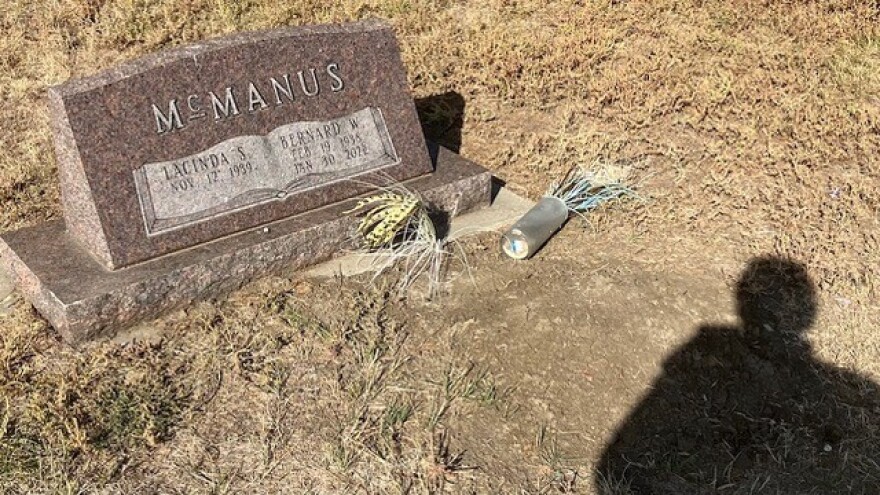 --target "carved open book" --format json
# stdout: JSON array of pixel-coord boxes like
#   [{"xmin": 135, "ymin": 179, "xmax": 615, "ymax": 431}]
[{"xmin": 133, "ymin": 106, "xmax": 399, "ymax": 236}]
